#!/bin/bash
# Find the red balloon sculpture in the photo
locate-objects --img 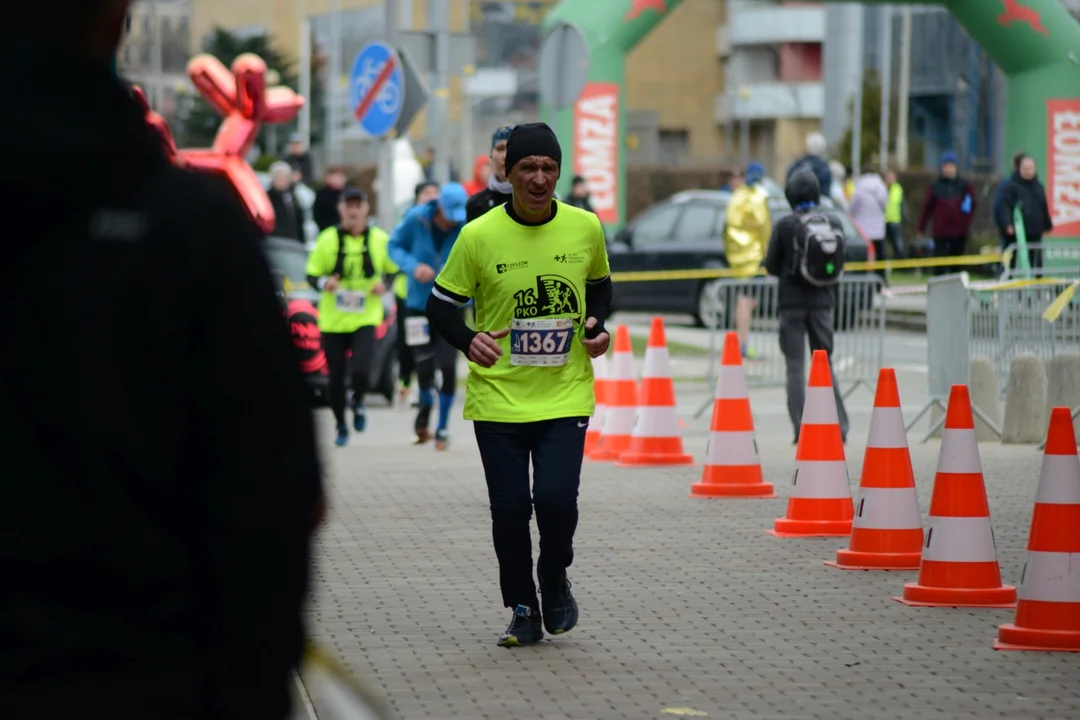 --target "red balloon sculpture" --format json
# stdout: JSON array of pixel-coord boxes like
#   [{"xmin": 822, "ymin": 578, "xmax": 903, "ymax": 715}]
[{"xmin": 132, "ymin": 53, "xmax": 305, "ymax": 234}]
